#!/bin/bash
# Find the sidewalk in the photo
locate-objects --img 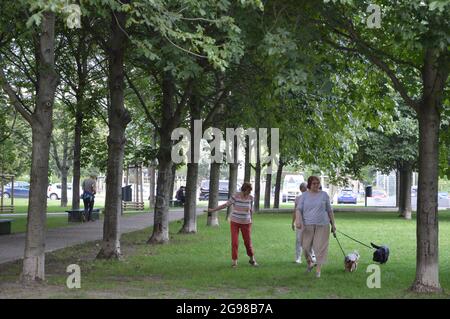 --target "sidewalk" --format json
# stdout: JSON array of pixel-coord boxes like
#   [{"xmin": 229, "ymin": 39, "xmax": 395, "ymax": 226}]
[{"xmin": 0, "ymin": 208, "xmax": 205, "ymax": 264}]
